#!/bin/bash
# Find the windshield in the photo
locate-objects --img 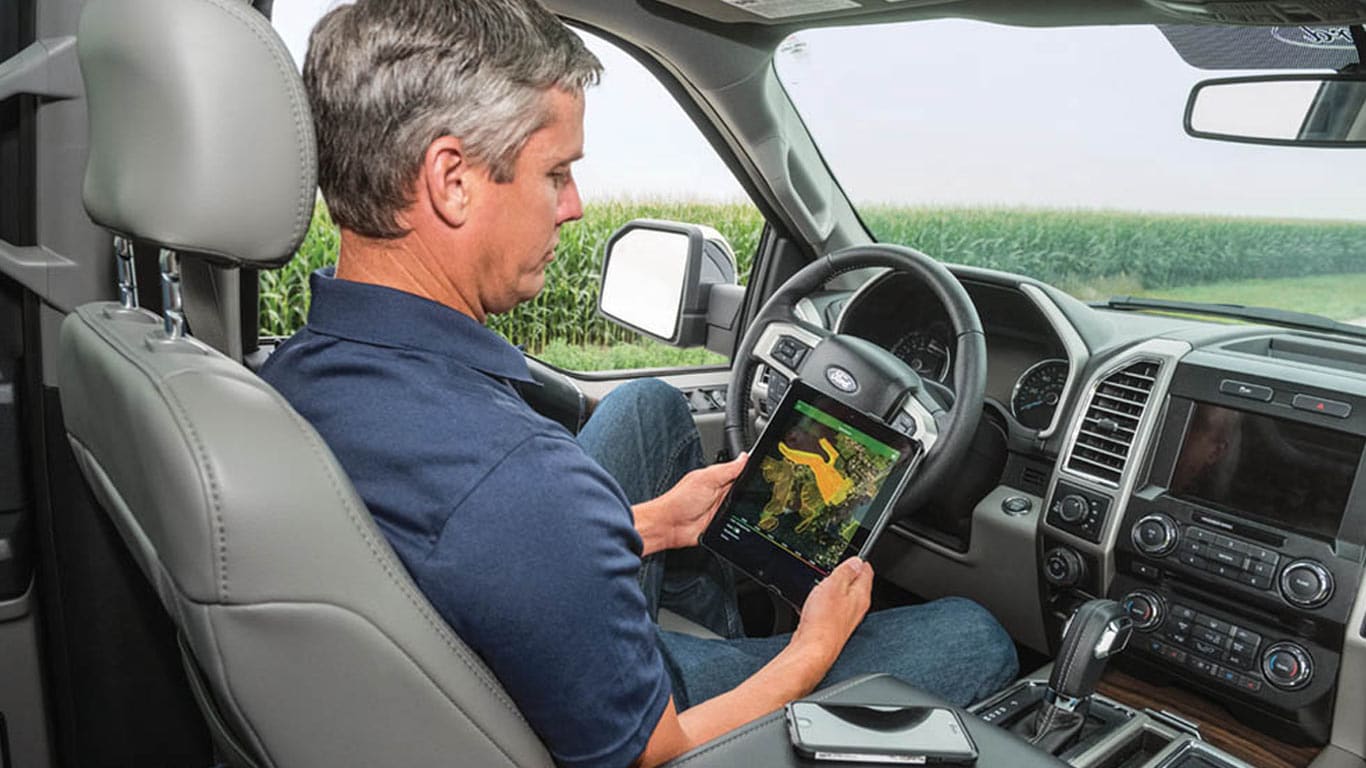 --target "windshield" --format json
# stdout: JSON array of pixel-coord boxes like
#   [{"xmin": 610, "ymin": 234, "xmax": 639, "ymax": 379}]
[{"xmin": 774, "ymin": 21, "xmax": 1366, "ymax": 329}]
